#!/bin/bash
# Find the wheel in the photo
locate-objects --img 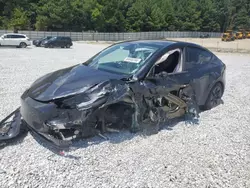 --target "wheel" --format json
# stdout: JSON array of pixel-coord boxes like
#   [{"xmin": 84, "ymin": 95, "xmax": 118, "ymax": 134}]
[
  {"xmin": 19, "ymin": 42, "xmax": 27, "ymax": 48},
  {"xmin": 49, "ymin": 44, "xmax": 54, "ymax": 48},
  {"xmin": 204, "ymin": 82, "xmax": 223, "ymax": 110},
  {"xmin": 66, "ymin": 44, "xmax": 70, "ymax": 48}
]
